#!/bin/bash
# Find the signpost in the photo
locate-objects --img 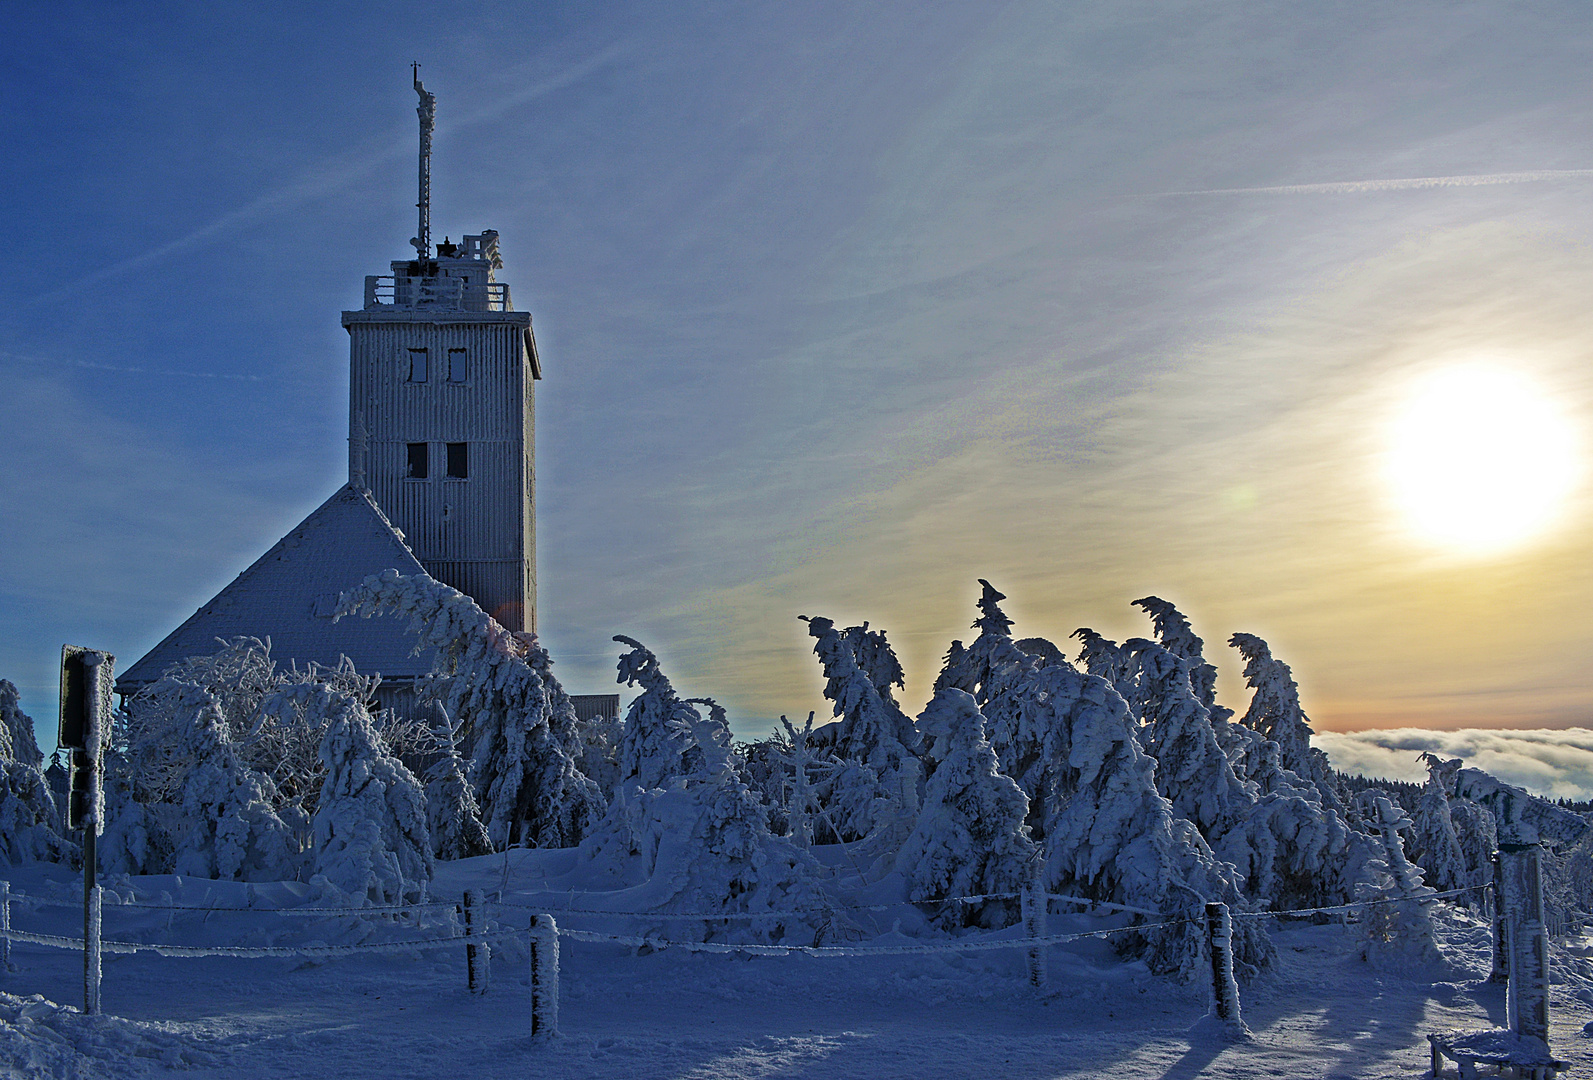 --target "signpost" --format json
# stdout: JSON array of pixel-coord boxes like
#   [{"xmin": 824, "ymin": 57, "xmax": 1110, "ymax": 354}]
[{"xmin": 59, "ymin": 645, "xmax": 112, "ymax": 1016}]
